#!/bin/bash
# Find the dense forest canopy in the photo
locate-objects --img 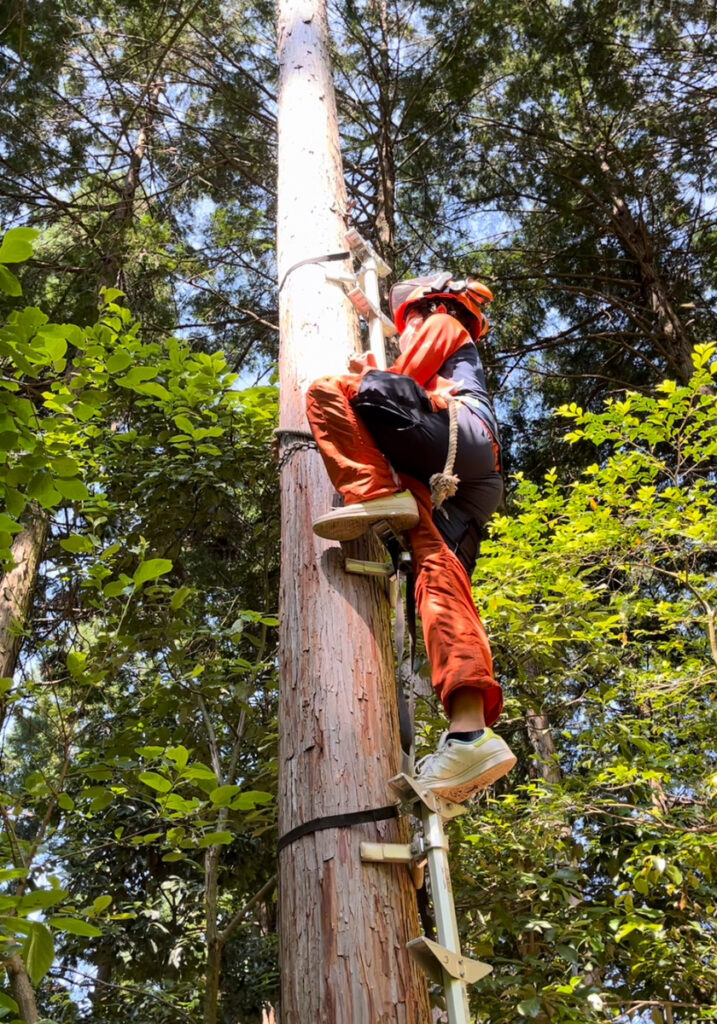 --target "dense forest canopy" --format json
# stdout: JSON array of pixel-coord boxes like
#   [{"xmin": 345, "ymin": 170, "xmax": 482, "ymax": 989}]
[{"xmin": 0, "ymin": 0, "xmax": 714, "ymax": 1021}]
